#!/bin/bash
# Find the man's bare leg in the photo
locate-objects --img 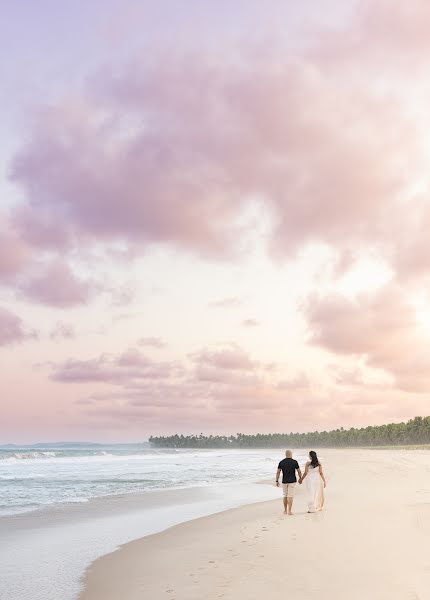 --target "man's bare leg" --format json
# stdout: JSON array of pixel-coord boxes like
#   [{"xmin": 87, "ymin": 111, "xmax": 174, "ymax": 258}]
[
  {"xmin": 283, "ymin": 496, "xmax": 288, "ymax": 513},
  {"xmin": 287, "ymin": 497, "xmax": 294, "ymax": 515}
]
